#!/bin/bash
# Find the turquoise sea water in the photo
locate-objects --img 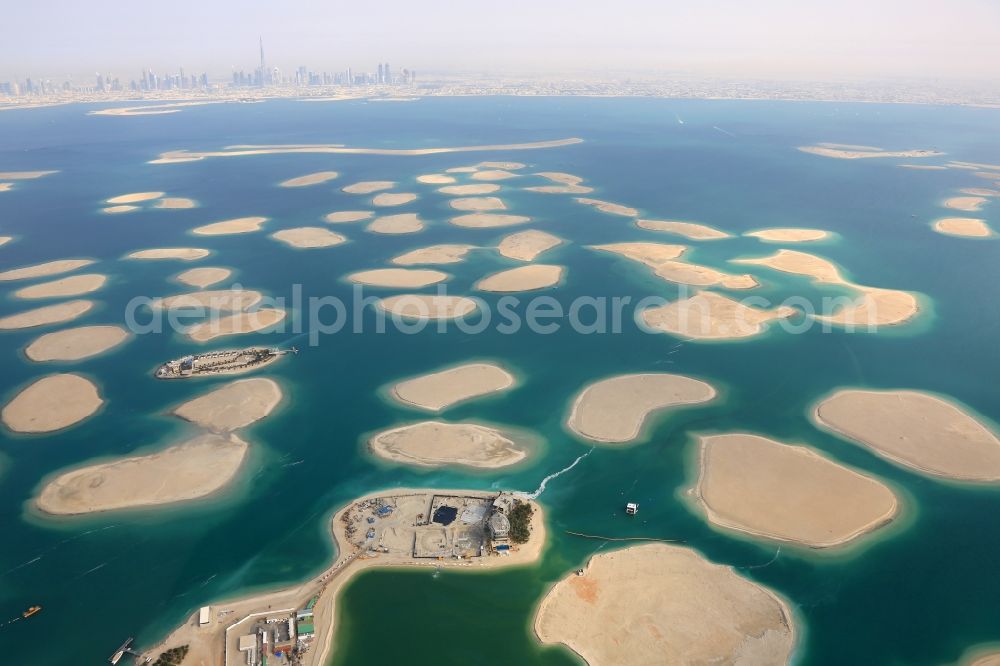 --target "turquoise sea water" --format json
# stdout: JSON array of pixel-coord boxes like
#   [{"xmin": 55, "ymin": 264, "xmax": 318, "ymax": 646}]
[{"xmin": 0, "ymin": 97, "xmax": 998, "ymax": 665}]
